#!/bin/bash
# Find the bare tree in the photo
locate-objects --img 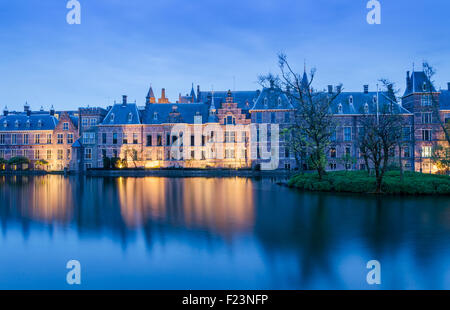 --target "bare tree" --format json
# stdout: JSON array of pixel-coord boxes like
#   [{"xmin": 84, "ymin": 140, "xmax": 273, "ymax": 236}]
[
  {"xmin": 259, "ymin": 53, "xmax": 342, "ymax": 179},
  {"xmin": 423, "ymin": 62, "xmax": 450, "ymax": 145},
  {"xmin": 358, "ymin": 81, "xmax": 404, "ymax": 192}
]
